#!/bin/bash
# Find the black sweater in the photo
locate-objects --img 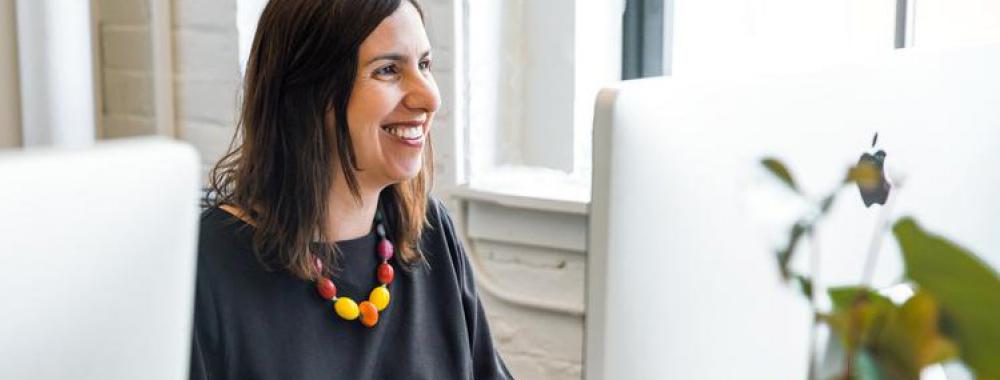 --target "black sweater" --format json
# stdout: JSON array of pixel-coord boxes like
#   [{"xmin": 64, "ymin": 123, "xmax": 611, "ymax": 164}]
[{"xmin": 189, "ymin": 198, "xmax": 514, "ymax": 380}]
